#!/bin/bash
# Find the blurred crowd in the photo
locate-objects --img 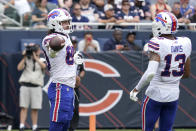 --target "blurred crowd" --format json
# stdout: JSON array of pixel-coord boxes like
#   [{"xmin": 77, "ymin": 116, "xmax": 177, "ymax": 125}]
[
  {"xmin": 70, "ymin": 29, "xmax": 142, "ymax": 52},
  {"xmin": 0, "ymin": 0, "xmax": 196, "ymax": 29}
]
